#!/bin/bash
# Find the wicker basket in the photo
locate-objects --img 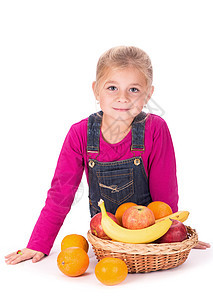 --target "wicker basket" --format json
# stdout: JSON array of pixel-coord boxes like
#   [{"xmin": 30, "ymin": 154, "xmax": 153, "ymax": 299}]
[{"xmin": 87, "ymin": 226, "xmax": 198, "ymax": 273}]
